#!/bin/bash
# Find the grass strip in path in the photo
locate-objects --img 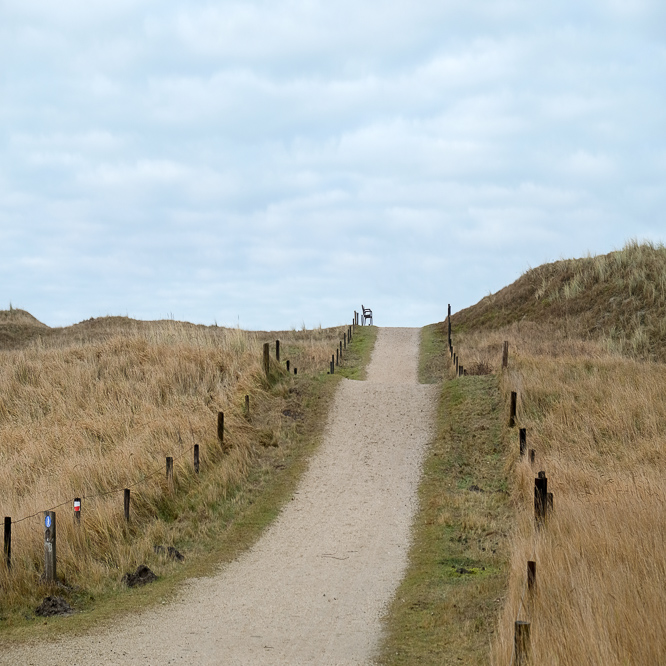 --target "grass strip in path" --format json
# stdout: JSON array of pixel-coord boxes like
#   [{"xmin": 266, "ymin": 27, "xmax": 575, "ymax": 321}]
[{"xmin": 377, "ymin": 374, "xmax": 512, "ymax": 665}]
